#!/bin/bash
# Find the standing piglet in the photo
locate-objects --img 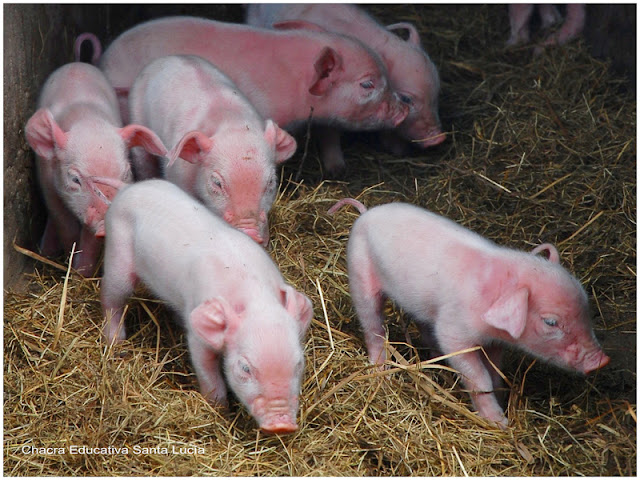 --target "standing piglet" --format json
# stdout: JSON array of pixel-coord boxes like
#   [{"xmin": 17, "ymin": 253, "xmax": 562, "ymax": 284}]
[
  {"xmin": 99, "ymin": 16, "xmax": 408, "ymax": 165},
  {"xmin": 332, "ymin": 200, "xmax": 609, "ymax": 427},
  {"xmin": 25, "ymin": 62, "xmax": 167, "ymax": 275},
  {"xmin": 507, "ymin": 4, "xmax": 586, "ymax": 54},
  {"xmin": 102, "ymin": 180, "xmax": 313, "ymax": 434},
  {"xmin": 246, "ymin": 4, "xmax": 444, "ymax": 173},
  {"xmin": 128, "ymin": 55, "xmax": 297, "ymax": 246}
]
